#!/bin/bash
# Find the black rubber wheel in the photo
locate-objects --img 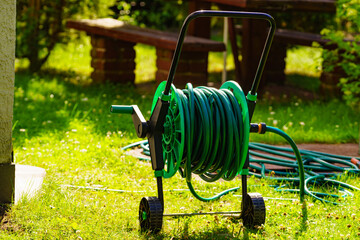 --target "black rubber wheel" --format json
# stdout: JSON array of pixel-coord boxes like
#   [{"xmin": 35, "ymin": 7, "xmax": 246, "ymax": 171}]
[
  {"xmin": 139, "ymin": 197, "xmax": 163, "ymax": 233},
  {"xmin": 241, "ymin": 192, "xmax": 266, "ymax": 228}
]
